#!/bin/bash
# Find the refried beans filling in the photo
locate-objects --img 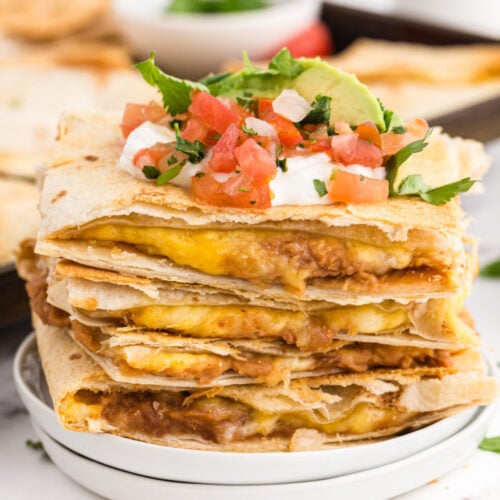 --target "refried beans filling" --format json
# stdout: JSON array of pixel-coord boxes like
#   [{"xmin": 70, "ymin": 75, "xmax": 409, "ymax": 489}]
[{"xmin": 72, "ymin": 320, "xmax": 453, "ymax": 384}]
